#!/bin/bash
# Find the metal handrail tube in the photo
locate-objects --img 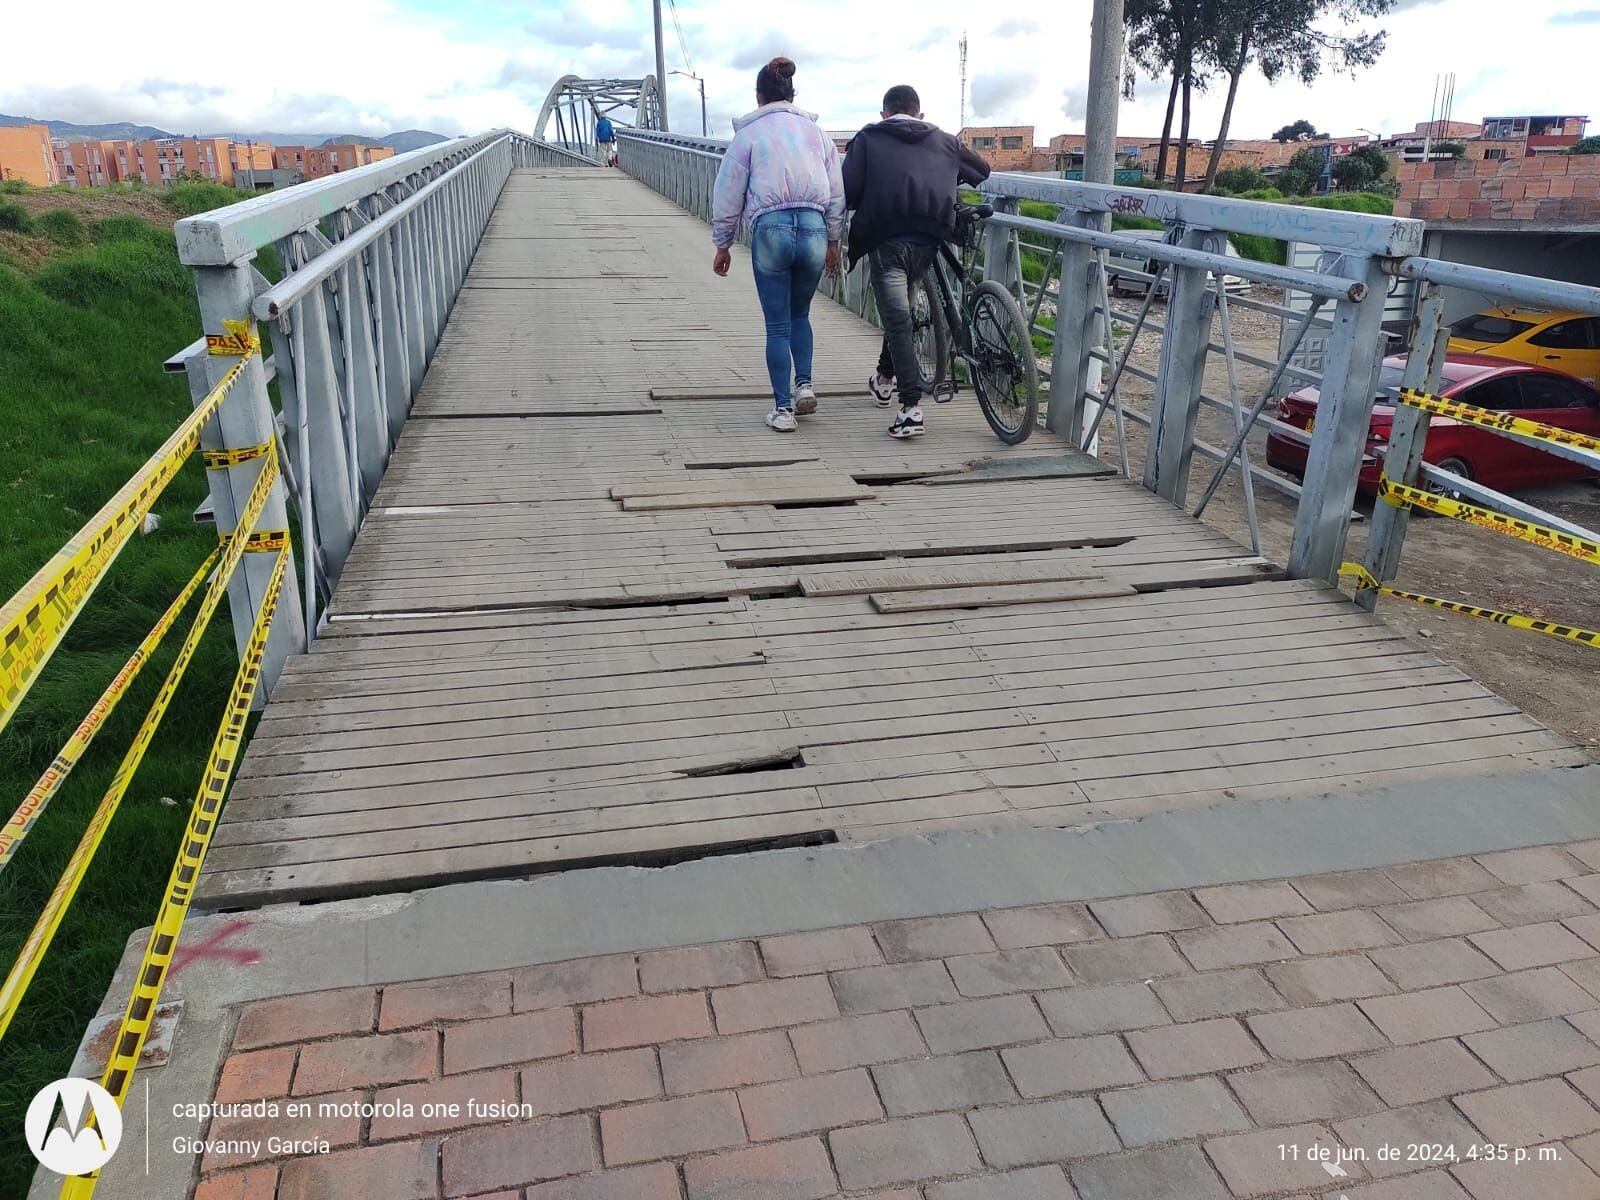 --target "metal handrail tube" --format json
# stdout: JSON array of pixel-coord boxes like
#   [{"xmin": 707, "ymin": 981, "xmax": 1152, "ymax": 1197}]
[
  {"xmin": 253, "ymin": 137, "xmax": 510, "ymax": 320},
  {"xmin": 986, "ymin": 211, "xmax": 1366, "ymax": 303},
  {"xmin": 983, "ymin": 172, "xmax": 1425, "ymax": 257},
  {"xmin": 1389, "ymin": 256, "xmax": 1600, "ymax": 314},
  {"xmin": 178, "ymin": 130, "xmax": 512, "ymax": 265}
]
